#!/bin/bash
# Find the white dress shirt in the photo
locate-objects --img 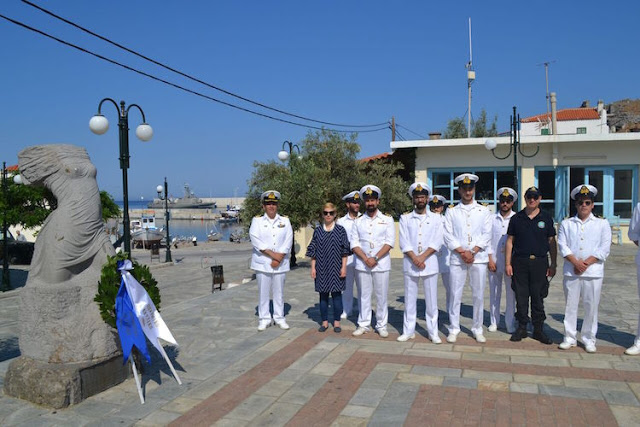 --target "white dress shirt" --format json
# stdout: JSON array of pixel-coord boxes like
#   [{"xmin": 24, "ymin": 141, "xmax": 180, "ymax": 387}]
[
  {"xmin": 629, "ymin": 203, "xmax": 640, "ymax": 243},
  {"xmin": 249, "ymin": 213, "xmax": 293, "ymax": 273},
  {"xmin": 399, "ymin": 210, "xmax": 443, "ymax": 277},
  {"xmin": 558, "ymin": 213, "xmax": 612, "ymax": 278},
  {"xmin": 350, "ymin": 210, "xmax": 395, "ymax": 272},
  {"xmin": 337, "ymin": 212, "xmax": 360, "ymax": 266},
  {"xmin": 443, "ymin": 201, "xmax": 492, "ymax": 265},
  {"xmin": 487, "ymin": 211, "xmax": 515, "ymax": 273}
]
